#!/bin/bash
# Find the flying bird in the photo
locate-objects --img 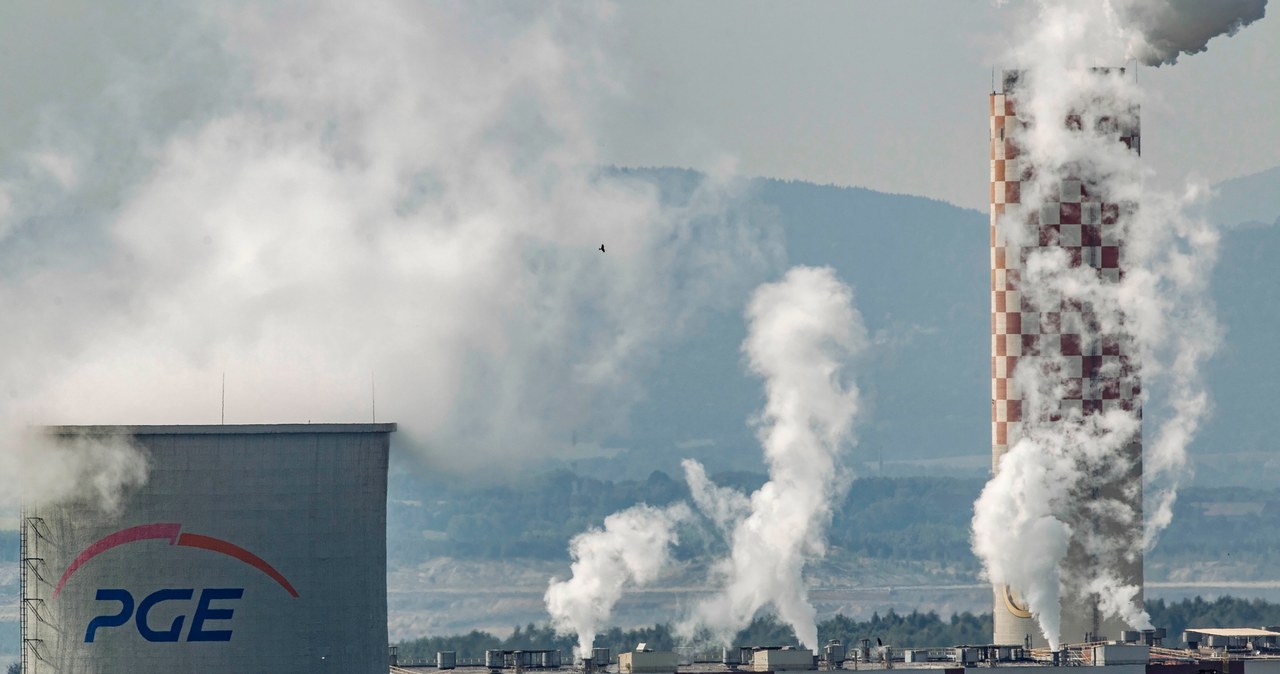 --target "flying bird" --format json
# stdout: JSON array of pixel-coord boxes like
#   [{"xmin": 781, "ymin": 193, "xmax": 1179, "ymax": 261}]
[{"xmin": 599, "ymin": 244, "xmax": 606, "ymax": 253}]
